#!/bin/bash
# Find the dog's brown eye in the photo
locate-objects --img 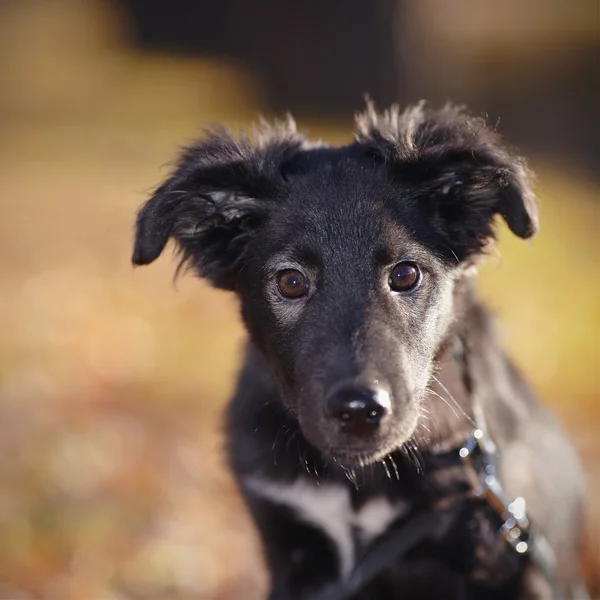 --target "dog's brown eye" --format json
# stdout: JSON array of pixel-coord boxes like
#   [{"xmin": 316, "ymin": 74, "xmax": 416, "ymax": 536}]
[
  {"xmin": 389, "ymin": 262, "xmax": 420, "ymax": 292},
  {"xmin": 276, "ymin": 269, "xmax": 308, "ymax": 298}
]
